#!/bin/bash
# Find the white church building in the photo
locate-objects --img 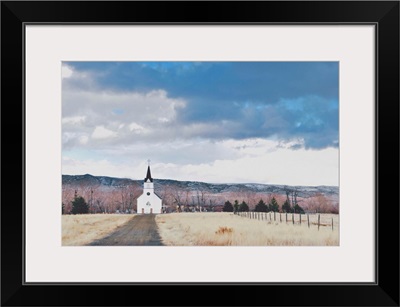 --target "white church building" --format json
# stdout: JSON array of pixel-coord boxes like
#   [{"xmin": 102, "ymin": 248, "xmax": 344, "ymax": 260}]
[{"xmin": 136, "ymin": 164, "xmax": 162, "ymax": 214}]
